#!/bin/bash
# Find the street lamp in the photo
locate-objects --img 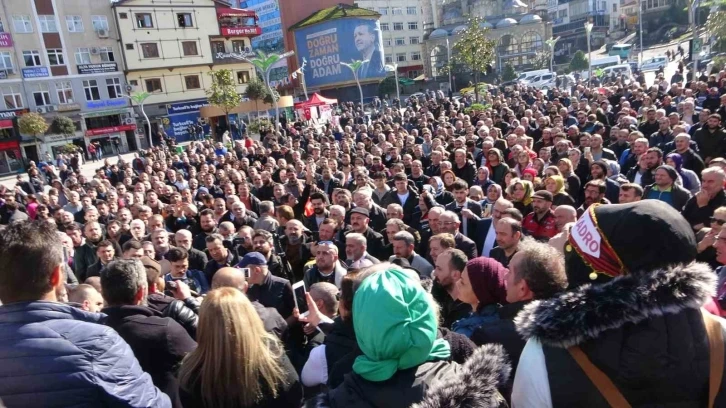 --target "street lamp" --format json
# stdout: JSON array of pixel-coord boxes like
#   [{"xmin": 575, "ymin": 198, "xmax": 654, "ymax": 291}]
[
  {"xmin": 691, "ymin": 0, "xmax": 701, "ymax": 78},
  {"xmin": 545, "ymin": 36, "xmax": 560, "ymax": 73},
  {"xmin": 446, "ymin": 38, "xmax": 453, "ymax": 96},
  {"xmin": 384, "ymin": 63, "xmax": 400, "ymax": 103},
  {"xmin": 123, "ymin": 91, "xmax": 152, "ymax": 149},
  {"xmin": 584, "ymin": 21, "xmax": 593, "ymax": 86},
  {"xmin": 340, "ymin": 60, "xmax": 368, "ymax": 108}
]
